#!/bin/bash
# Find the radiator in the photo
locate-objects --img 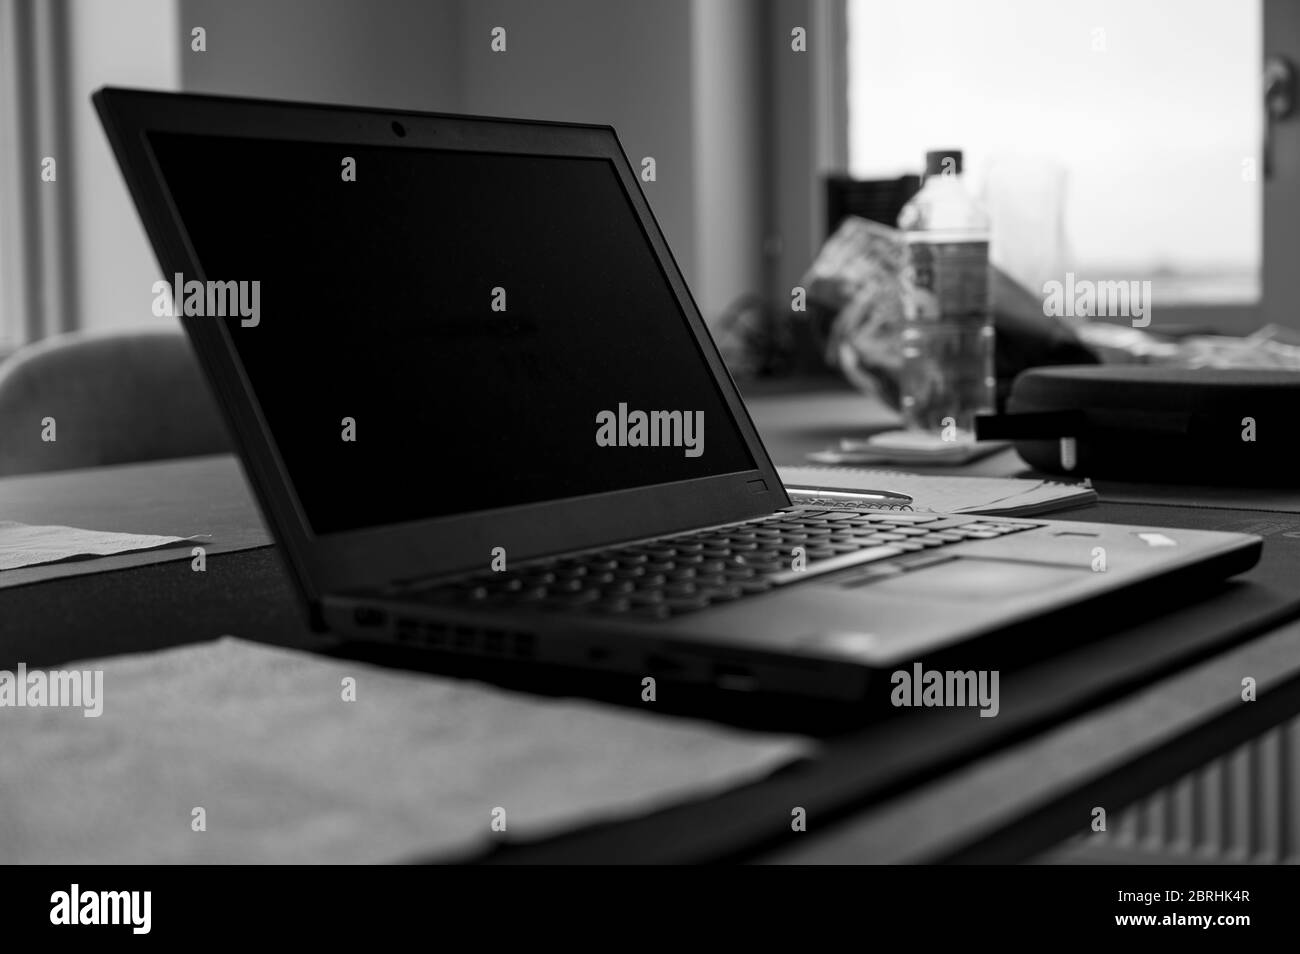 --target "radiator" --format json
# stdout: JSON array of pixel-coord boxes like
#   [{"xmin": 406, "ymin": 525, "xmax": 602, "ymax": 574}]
[{"xmin": 1045, "ymin": 717, "xmax": 1300, "ymax": 864}]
